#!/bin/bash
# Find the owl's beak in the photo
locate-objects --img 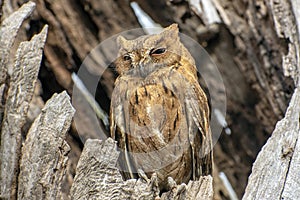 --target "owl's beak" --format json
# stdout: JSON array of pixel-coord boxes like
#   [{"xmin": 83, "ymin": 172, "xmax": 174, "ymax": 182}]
[{"xmin": 138, "ymin": 58, "xmax": 146, "ymax": 67}]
